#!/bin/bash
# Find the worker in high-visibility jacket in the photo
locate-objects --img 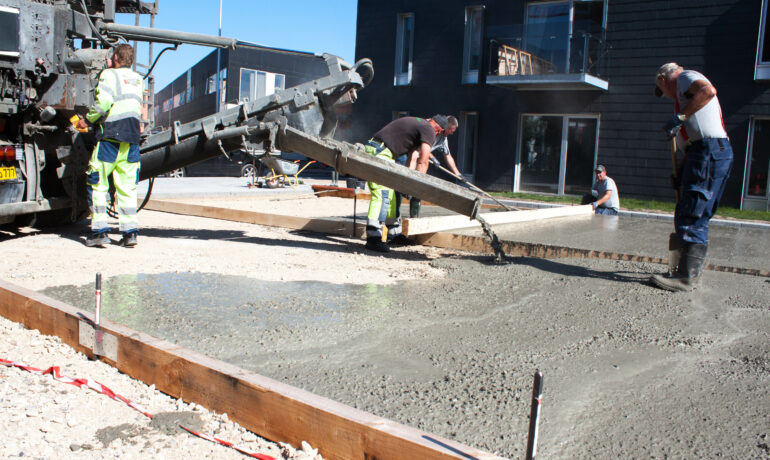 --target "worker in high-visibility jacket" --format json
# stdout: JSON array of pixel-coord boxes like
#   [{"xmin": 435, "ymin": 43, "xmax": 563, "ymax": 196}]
[{"xmin": 77, "ymin": 44, "xmax": 144, "ymax": 248}]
